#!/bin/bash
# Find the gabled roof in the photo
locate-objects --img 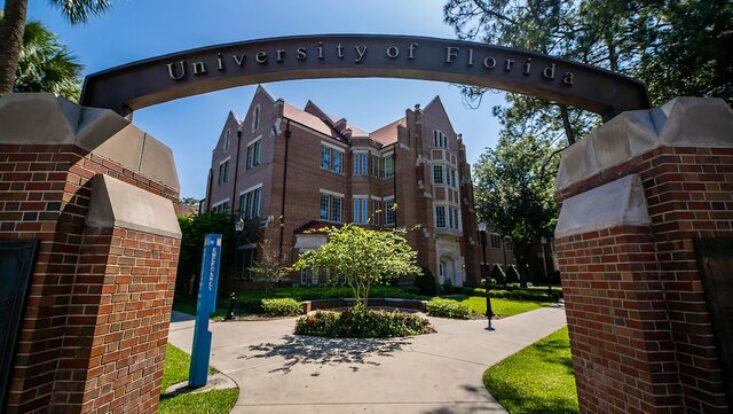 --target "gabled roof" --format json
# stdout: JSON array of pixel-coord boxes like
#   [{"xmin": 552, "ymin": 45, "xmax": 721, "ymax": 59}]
[
  {"xmin": 369, "ymin": 117, "xmax": 406, "ymax": 146},
  {"xmin": 282, "ymin": 102, "xmax": 336, "ymax": 138}
]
